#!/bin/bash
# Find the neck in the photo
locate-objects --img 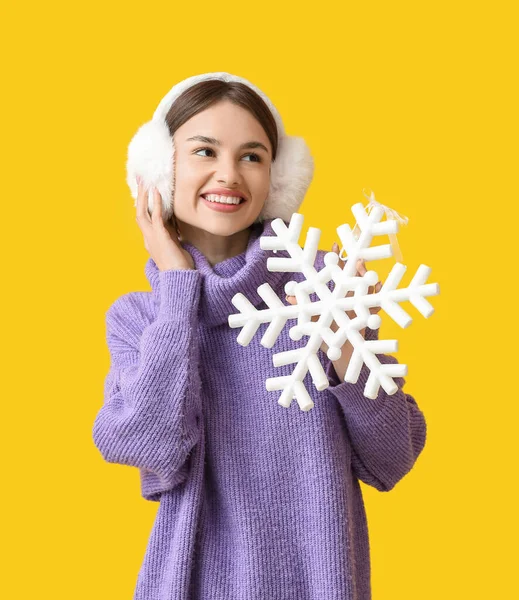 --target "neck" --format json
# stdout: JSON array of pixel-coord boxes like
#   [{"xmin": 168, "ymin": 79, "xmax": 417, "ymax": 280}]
[{"xmin": 178, "ymin": 221, "xmax": 254, "ymax": 267}]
